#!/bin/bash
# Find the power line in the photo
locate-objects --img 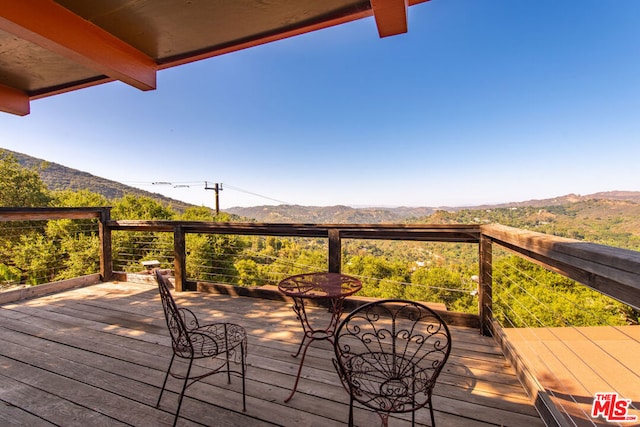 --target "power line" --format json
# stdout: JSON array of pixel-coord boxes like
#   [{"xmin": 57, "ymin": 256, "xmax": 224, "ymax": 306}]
[
  {"xmin": 124, "ymin": 180, "xmax": 291, "ymax": 206},
  {"xmin": 222, "ymin": 183, "xmax": 291, "ymax": 205}
]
